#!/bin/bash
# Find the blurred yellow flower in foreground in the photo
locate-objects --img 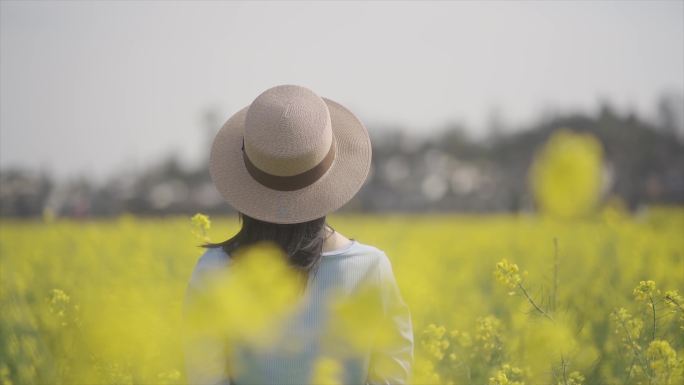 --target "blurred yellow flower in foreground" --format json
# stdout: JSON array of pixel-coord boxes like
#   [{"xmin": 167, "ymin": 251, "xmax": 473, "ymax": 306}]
[
  {"xmin": 324, "ymin": 283, "xmax": 387, "ymax": 355},
  {"xmin": 185, "ymin": 241, "xmax": 304, "ymax": 348},
  {"xmin": 311, "ymin": 356, "xmax": 343, "ymax": 385},
  {"xmin": 530, "ymin": 129, "xmax": 603, "ymax": 219}
]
